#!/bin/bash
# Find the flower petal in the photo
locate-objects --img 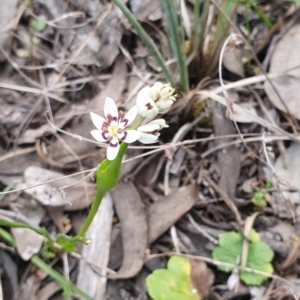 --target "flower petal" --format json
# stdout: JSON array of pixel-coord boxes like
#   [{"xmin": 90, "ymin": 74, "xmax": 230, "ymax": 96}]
[
  {"xmin": 149, "ymin": 82, "xmax": 162, "ymax": 100},
  {"xmin": 119, "ymin": 130, "xmax": 140, "ymax": 143},
  {"xmin": 156, "ymin": 99, "xmax": 174, "ymax": 110},
  {"xmin": 120, "ymin": 105, "xmax": 137, "ymax": 128},
  {"xmin": 107, "ymin": 138, "xmax": 120, "ymax": 160},
  {"xmin": 151, "ymin": 119, "xmax": 169, "ymax": 128},
  {"xmin": 137, "ymin": 104, "xmax": 159, "ymax": 118},
  {"xmin": 91, "ymin": 130, "xmax": 108, "ymax": 142},
  {"xmin": 137, "ymin": 123, "xmax": 160, "ymax": 132},
  {"xmin": 90, "ymin": 112, "xmax": 106, "ymax": 130},
  {"xmin": 138, "ymin": 132, "xmax": 159, "ymax": 144},
  {"xmin": 104, "ymin": 97, "xmax": 118, "ymax": 121},
  {"xmin": 136, "ymin": 86, "xmax": 151, "ymax": 106}
]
